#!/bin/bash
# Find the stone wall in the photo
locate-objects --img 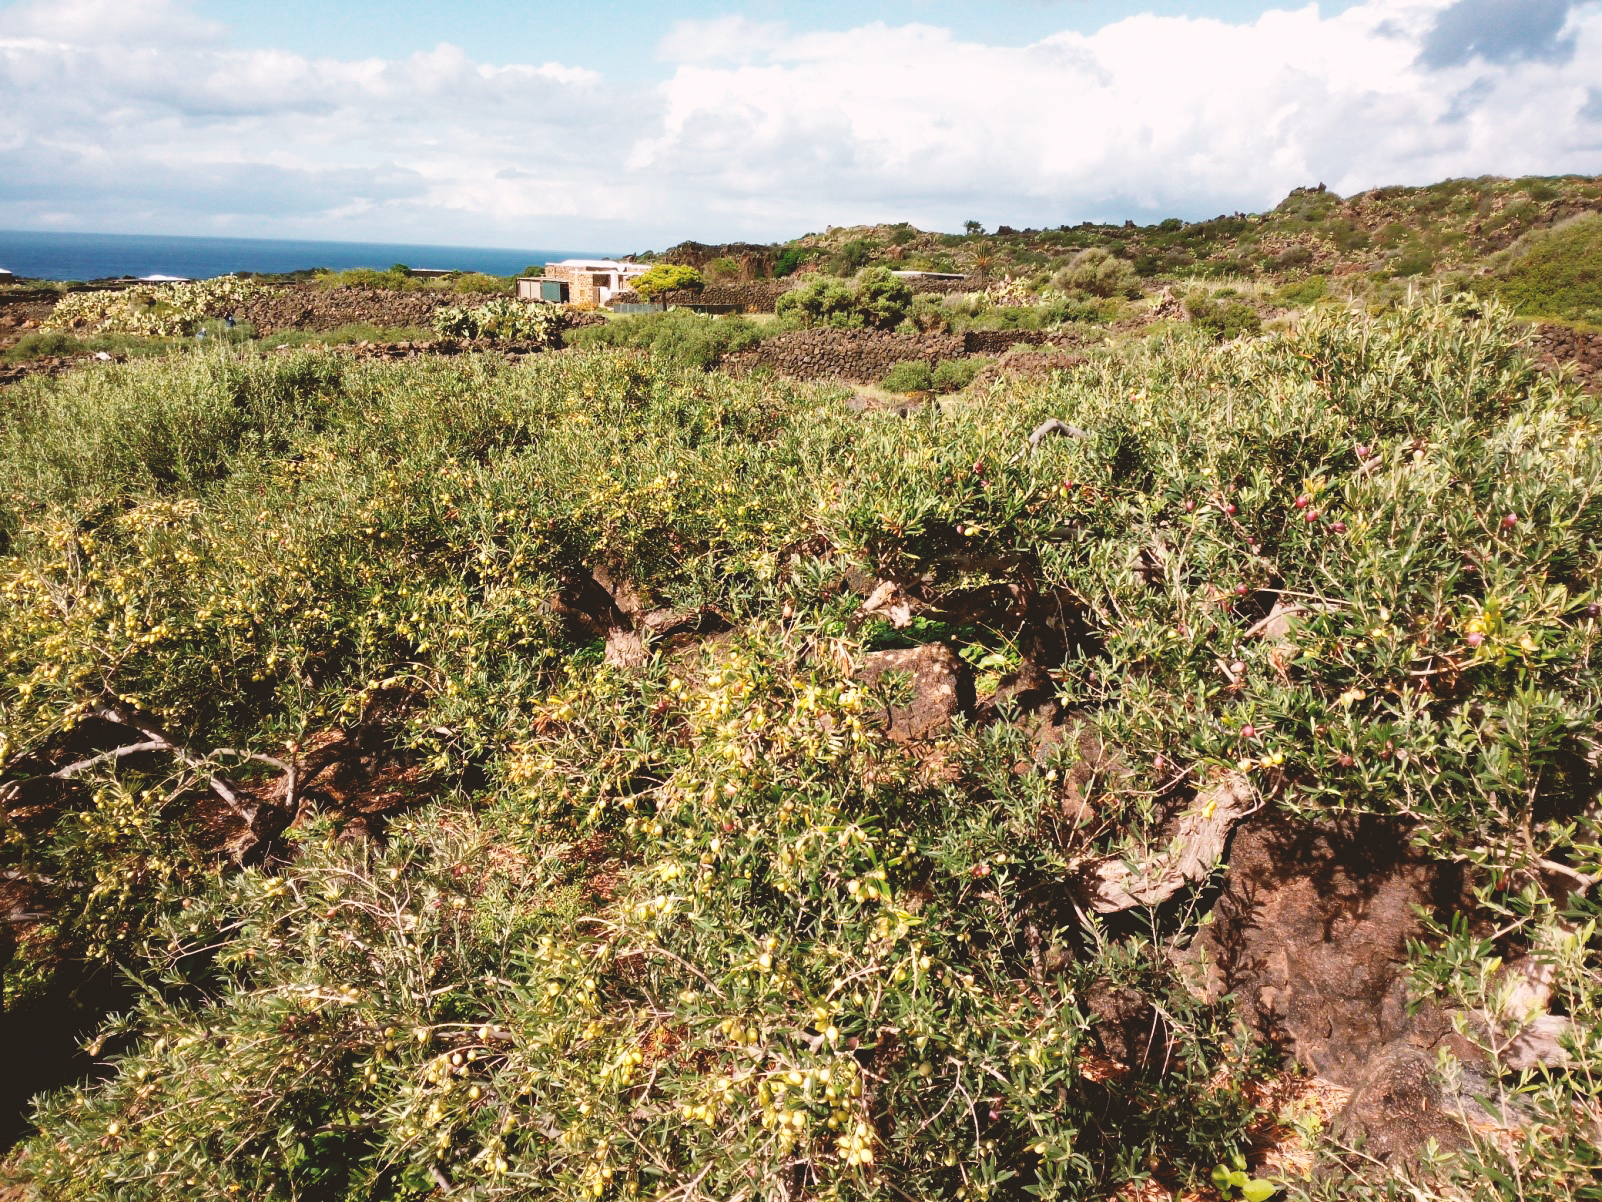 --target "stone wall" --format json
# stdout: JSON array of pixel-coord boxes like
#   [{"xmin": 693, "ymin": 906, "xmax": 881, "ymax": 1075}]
[
  {"xmin": 612, "ymin": 281, "xmax": 795, "ymax": 312},
  {"xmin": 902, "ymin": 276, "xmax": 982, "ymax": 296},
  {"xmin": 724, "ymin": 328, "xmax": 966, "ymax": 384},
  {"xmin": 234, "ymin": 285, "xmax": 507, "ymax": 336},
  {"xmin": 1533, "ymin": 322, "xmax": 1602, "ymax": 392},
  {"xmin": 960, "ymin": 329, "xmax": 1071, "ymax": 355}
]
